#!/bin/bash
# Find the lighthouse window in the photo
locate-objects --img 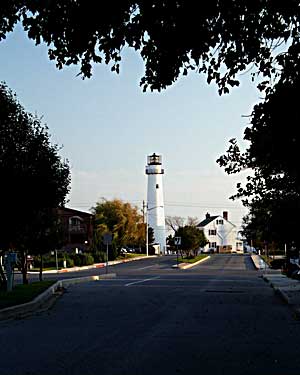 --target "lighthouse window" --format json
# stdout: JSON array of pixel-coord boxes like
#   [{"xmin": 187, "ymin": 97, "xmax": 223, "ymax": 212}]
[{"xmin": 156, "ymin": 184, "xmax": 159, "ymax": 189}]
